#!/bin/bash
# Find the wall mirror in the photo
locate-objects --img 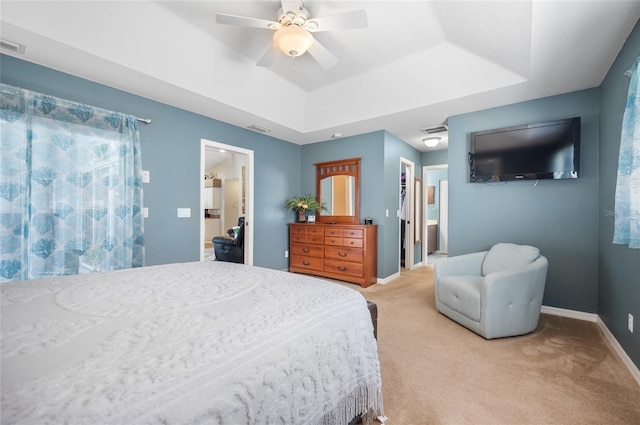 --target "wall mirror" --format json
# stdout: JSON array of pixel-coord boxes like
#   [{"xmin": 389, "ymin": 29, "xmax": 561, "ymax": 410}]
[{"xmin": 316, "ymin": 158, "xmax": 360, "ymax": 224}]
